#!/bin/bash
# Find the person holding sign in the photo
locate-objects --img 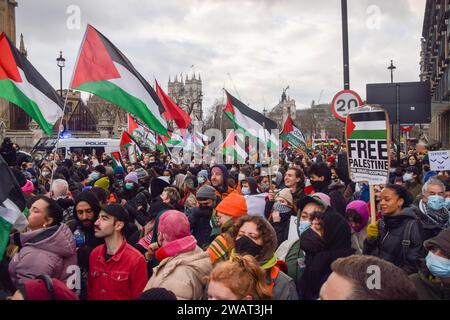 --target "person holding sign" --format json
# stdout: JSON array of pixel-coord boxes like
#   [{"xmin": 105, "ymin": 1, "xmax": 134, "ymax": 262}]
[{"xmin": 364, "ymin": 184, "xmax": 426, "ymax": 274}]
